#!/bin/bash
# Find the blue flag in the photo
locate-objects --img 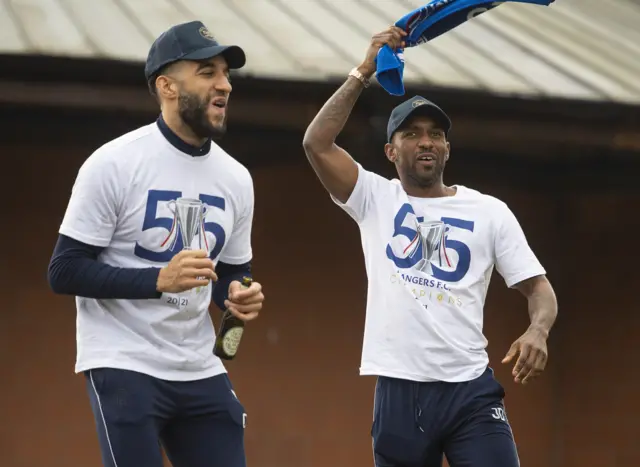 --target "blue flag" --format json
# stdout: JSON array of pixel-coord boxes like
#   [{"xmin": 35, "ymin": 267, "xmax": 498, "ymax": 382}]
[{"xmin": 376, "ymin": 0, "xmax": 556, "ymax": 96}]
